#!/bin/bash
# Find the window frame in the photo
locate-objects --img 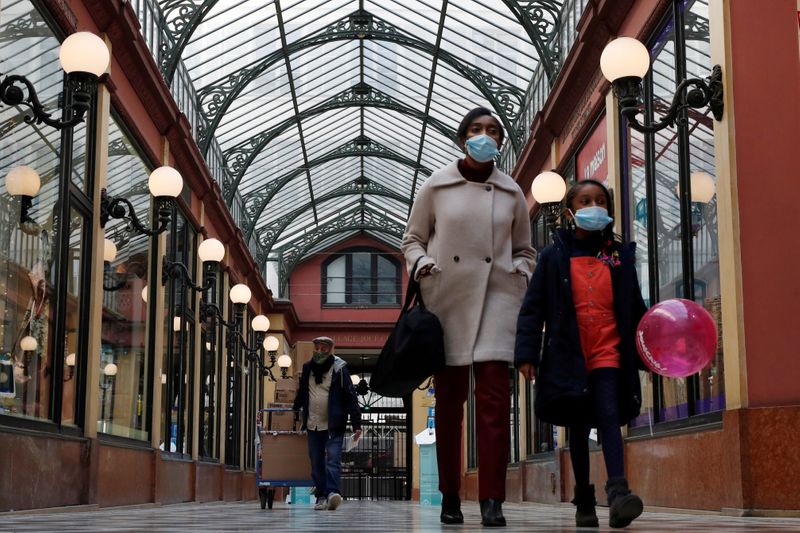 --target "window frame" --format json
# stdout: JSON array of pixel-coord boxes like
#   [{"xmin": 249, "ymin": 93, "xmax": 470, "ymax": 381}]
[{"xmin": 320, "ymin": 247, "xmax": 402, "ymax": 307}]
